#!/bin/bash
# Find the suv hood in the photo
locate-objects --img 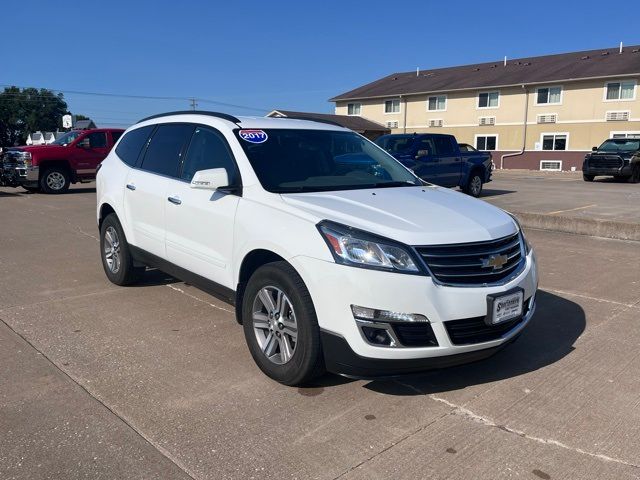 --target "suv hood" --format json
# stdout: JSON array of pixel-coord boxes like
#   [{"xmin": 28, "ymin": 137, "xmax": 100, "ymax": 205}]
[{"xmin": 282, "ymin": 186, "xmax": 516, "ymax": 245}]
